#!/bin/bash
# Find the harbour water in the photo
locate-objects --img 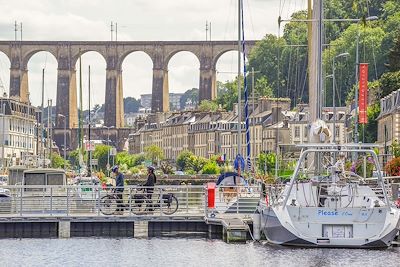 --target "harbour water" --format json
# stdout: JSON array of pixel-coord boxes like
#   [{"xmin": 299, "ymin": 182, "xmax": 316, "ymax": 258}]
[{"xmin": 0, "ymin": 238, "xmax": 399, "ymax": 267}]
